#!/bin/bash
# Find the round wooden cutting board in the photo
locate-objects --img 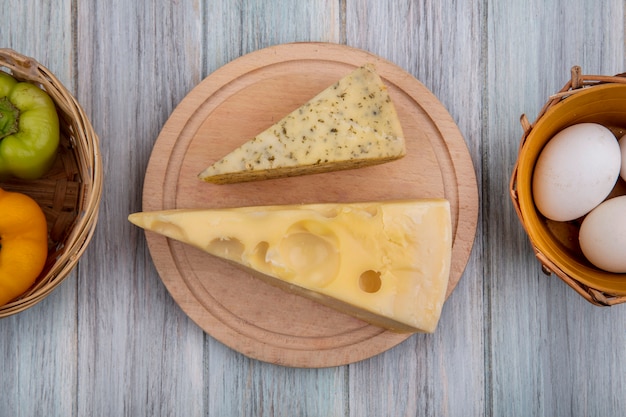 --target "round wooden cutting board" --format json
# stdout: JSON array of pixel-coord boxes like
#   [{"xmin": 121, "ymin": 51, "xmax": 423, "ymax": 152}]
[{"xmin": 140, "ymin": 43, "xmax": 478, "ymax": 368}]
